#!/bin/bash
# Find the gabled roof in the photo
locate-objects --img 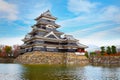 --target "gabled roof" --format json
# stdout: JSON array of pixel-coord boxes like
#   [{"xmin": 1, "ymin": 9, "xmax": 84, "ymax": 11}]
[
  {"xmin": 37, "ymin": 18, "xmax": 60, "ymax": 28},
  {"xmin": 44, "ymin": 31, "xmax": 59, "ymax": 39},
  {"xmin": 35, "ymin": 10, "xmax": 57, "ymax": 21},
  {"xmin": 43, "ymin": 10, "xmax": 52, "ymax": 16}
]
